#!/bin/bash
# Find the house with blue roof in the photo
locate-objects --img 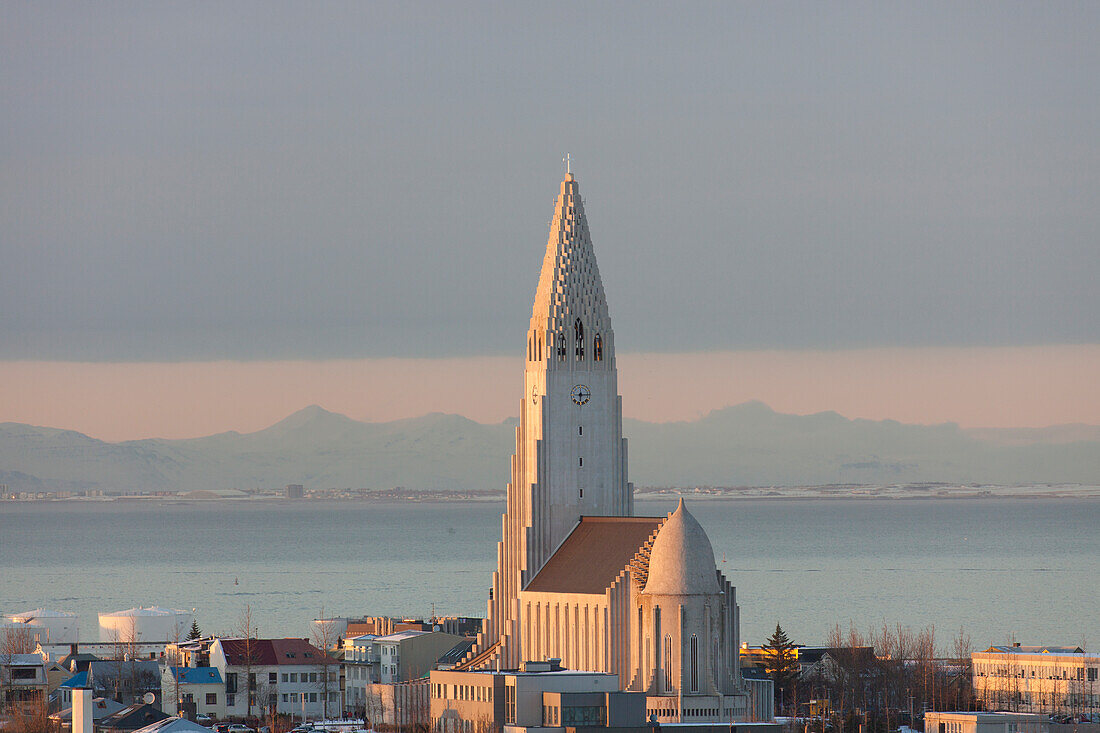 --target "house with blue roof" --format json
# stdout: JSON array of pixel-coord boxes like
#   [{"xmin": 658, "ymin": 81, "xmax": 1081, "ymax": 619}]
[{"xmin": 161, "ymin": 667, "xmax": 224, "ymax": 720}]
